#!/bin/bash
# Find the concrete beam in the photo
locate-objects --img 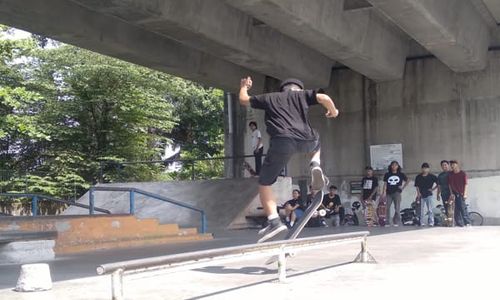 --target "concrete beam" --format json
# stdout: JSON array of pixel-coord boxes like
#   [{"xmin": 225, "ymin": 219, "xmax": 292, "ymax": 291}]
[
  {"xmin": 72, "ymin": 0, "xmax": 332, "ymax": 88},
  {"xmin": 367, "ymin": 0, "xmax": 490, "ymax": 72},
  {"xmin": 0, "ymin": 0, "xmax": 266, "ymax": 92},
  {"xmin": 226, "ymin": 0, "xmax": 408, "ymax": 81}
]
